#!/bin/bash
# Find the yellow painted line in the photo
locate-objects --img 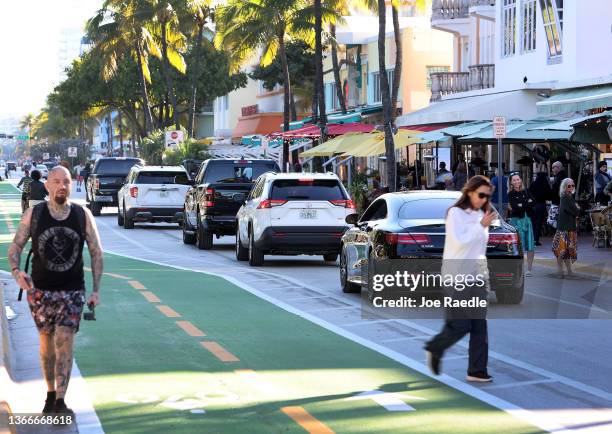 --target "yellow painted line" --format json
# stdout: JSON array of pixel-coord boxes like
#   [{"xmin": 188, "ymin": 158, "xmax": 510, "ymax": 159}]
[
  {"xmin": 140, "ymin": 291, "xmax": 161, "ymax": 303},
  {"xmin": 281, "ymin": 406, "xmax": 335, "ymax": 434},
  {"xmin": 105, "ymin": 272, "xmax": 130, "ymax": 279},
  {"xmin": 156, "ymin": 305, "xmax": 181, "ymax": 318},
  {"xmin": 128, "ymin": 280, "xmax": 146, "ymax": 290},
  {"xmin": 176, "ymin": 321, "xmax": 206, "ymax": 337},
  {"xmin": 200, "ymin": 341, "xmax": 239, "ymax": 362}
]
